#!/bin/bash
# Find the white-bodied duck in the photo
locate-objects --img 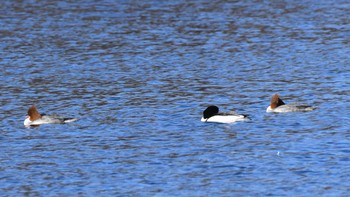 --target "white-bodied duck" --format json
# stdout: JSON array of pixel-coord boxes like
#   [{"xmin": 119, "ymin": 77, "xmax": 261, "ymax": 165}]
[{"xmin": 201, "ymin": 105, "xmax": 249, "ymax": 123}]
